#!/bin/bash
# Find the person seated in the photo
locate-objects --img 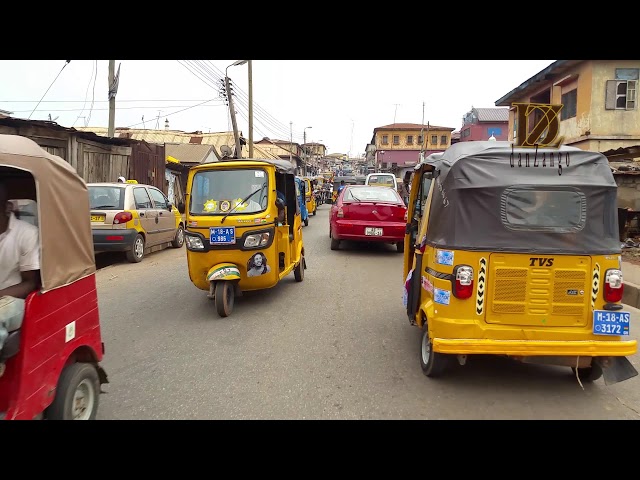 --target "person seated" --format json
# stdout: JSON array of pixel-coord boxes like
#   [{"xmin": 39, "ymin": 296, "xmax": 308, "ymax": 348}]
[
  {"xmin": 276, "ymin": 190, "xmax": 286, "ymax": 226},
  {"xmin": 0, "ymin": 180, "xmax": 40, "ymax": 352}
]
